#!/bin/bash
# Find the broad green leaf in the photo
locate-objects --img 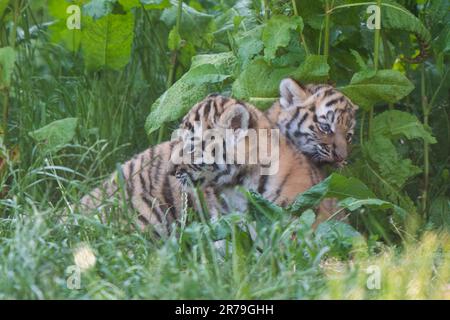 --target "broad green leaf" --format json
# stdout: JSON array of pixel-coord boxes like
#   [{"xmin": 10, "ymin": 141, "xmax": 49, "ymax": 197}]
[
  {"xmin": 235, "ymin": 26, "xmax": 264, "ymax": 67},
  {"xmin": 381, "ymin": 0, "xmax": 431, "ymax": 44},
  {"xmin": 364, "ymin": 110, "xmax": 436, "ymax": 188},
  {"xmin": 29, "ymin": 118, "xmax": 78, "ymax": 153},
  {"xmin": 190, "ymin": 51, "xmax": 236, "ymax": 72},
  {"xmin": 160, "ymin": 1, "xmax": 213, "ymax": 48},
  {"xmin": 145, "ymin": 53, "xmax": 235, "ymax": 134},
  {"xmin": 232, "ymin": 56, "xmax": 329, "ymax": 106},
  {"xmin": 184, "ymin": 64, "xmax": 231, "ymax": 85},
  {"xmin": 338, "ymin": 197, "xmax": 407, "ymax": 218},
  {"xmin": 81, "ymin": 13, "xmax": 135, "ymax": 70},
  {"xmin": 245, "ymin": 190, "xmax": 286, "ymax": 224},
  {"xmin": 262, "ymin": 15, "xmax": 303, "ymax": 61},
  {"xmin": 373, "ymin": 110, "xmax": 437, "ymax": 144},
  {"xmin": 0, "ymin": 47, "xmax": 16, "ymax": 88},
  {"xmin": 291, "ymin": 55, "xmax": 329, "ymax": 83},
  {"xmin": 365, "ymin": 135, "xmax": 422, "ymax": 188},
  {"xmin": 290, "ymin": 173, "xmax": 376, "ymax": 214},
  {"xmin": 339, "ymin": 69, "xmax": 414, "ymax": 110},
  {"xmin": 232, "ymin": 58, "xmax": 293, "ymax": 101}
]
